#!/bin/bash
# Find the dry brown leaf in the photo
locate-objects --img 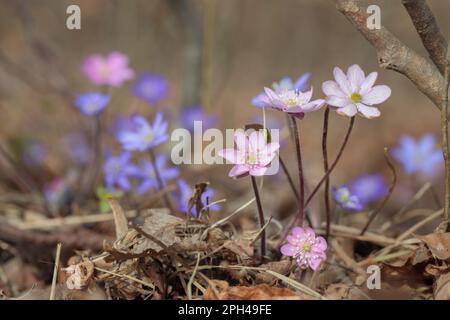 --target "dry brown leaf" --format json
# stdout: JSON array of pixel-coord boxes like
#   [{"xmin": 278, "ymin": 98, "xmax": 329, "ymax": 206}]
[
  {"xmin": 204, "ymin": 280, "xmax": 307, "ymax": 300},
  {"xmin": 63, "ymin": 257, "xmax": 94, "ymax": 290},
  {"xmin": 132, "ymin": 209, "xmax": 183, "ymax": 253},
  {"xmin": 255, "ymin": 260, "xmax": 292, "ymax": 284},
  {"xmin": 434, "ymin": 272, "xmax": 450, "ymax": 300},
  {"xmin": 416, "ymin": 232, "xmax": 450, "ymax": 260}
]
